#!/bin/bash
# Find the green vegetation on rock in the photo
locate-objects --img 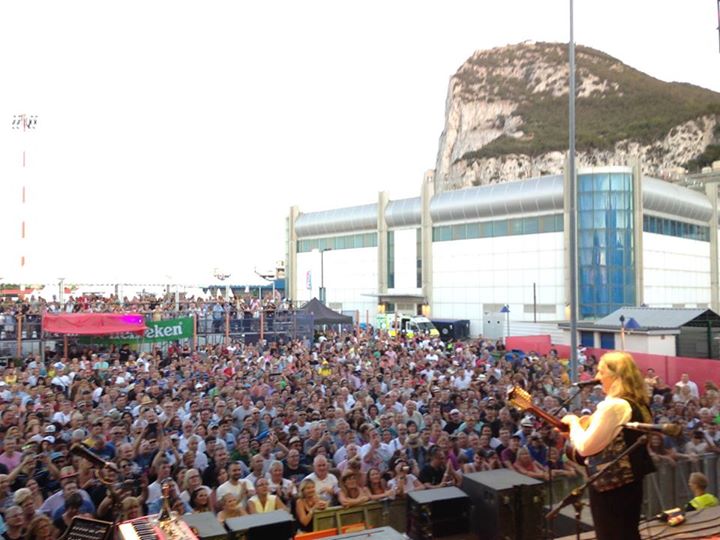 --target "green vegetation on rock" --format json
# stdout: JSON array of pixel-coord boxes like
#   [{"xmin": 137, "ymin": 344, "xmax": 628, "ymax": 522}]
[{"xmin": 456, "ymin": 43, "xmax": 720, "ymax": 162}]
